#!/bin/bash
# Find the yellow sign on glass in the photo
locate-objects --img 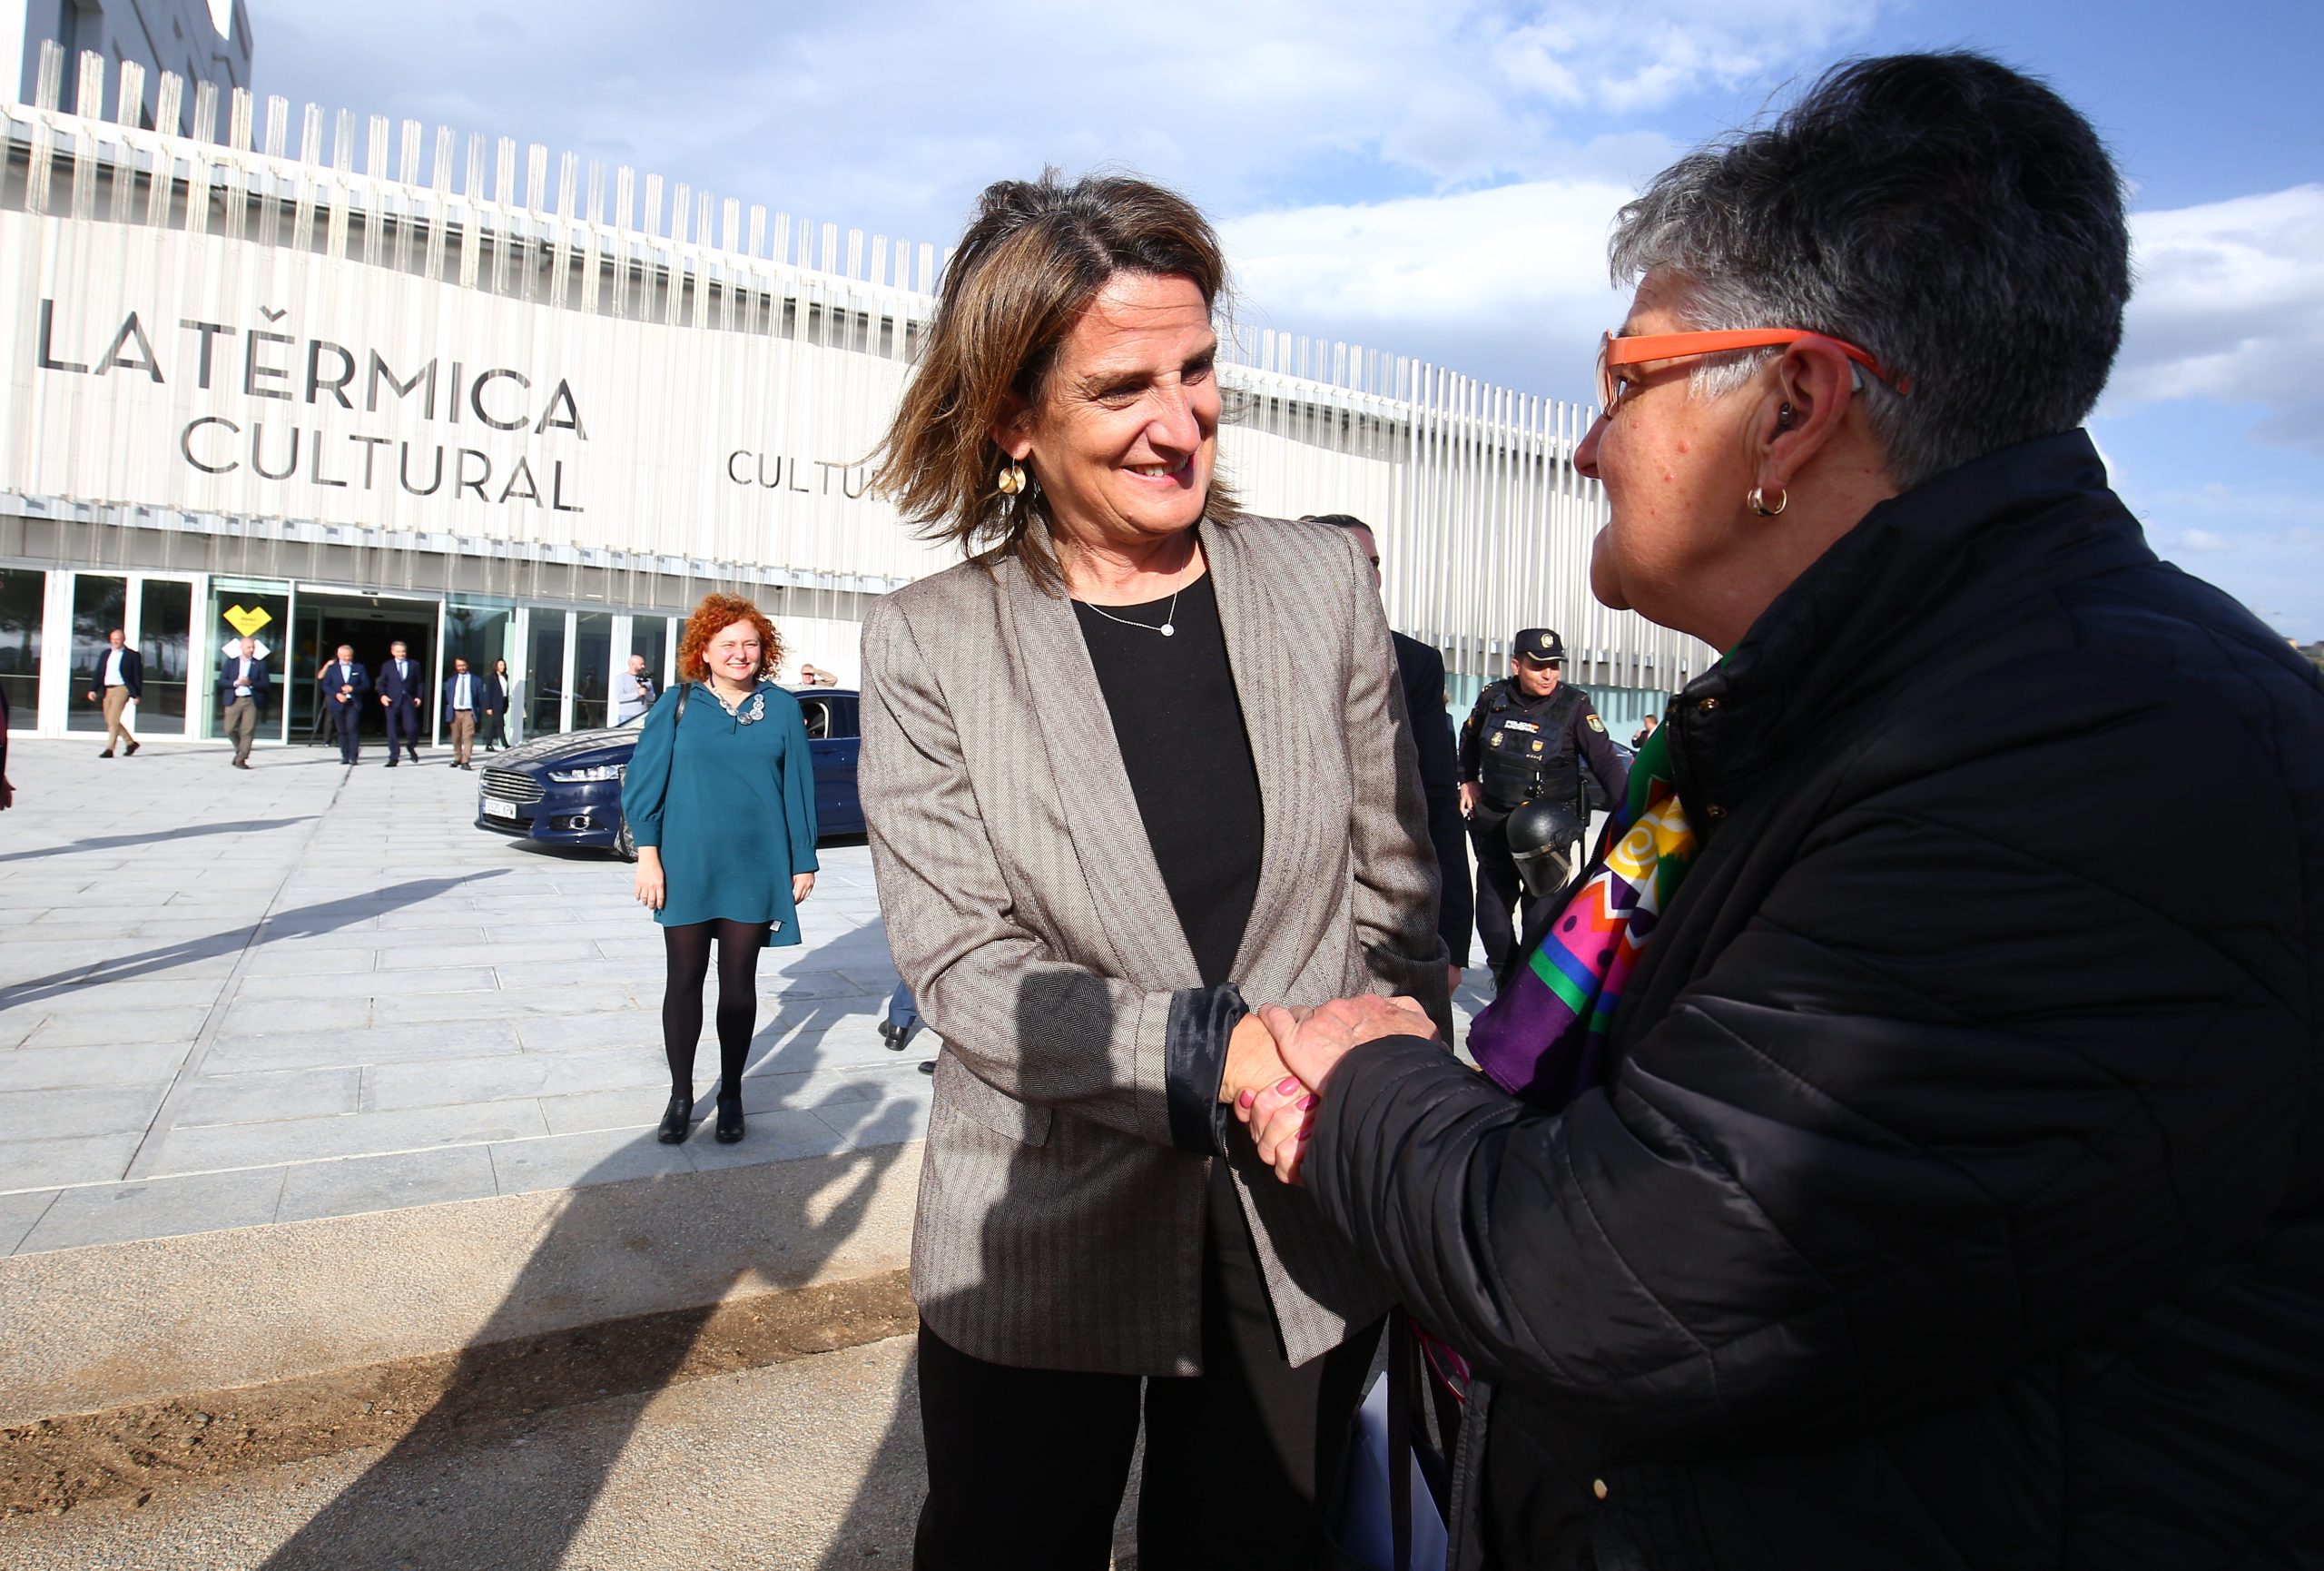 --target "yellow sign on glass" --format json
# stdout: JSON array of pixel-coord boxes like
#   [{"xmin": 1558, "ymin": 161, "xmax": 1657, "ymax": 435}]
[{"xmin": 223, "ymin": 604, "xmax": 272, "ymax": 637}]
